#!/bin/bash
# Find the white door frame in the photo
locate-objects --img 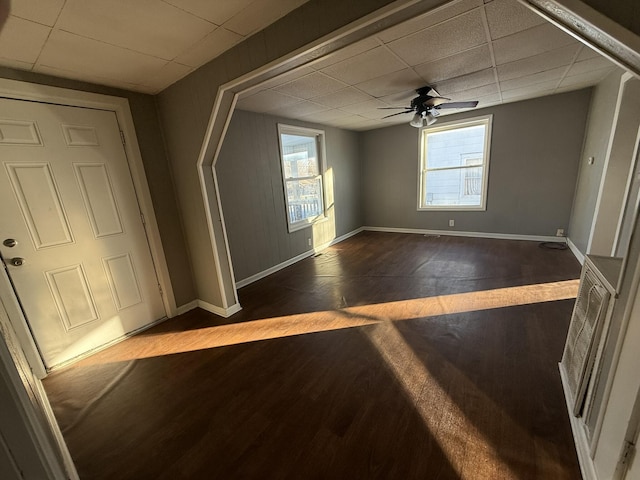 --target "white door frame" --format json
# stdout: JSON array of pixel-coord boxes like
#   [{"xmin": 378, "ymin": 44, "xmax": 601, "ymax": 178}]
[{"xmin": 0, "ymin": 78, "xmax": 177, "ymax": 376}]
